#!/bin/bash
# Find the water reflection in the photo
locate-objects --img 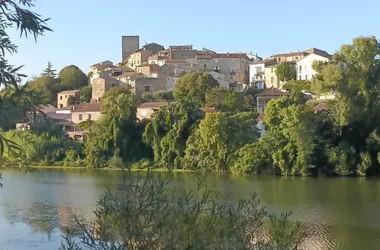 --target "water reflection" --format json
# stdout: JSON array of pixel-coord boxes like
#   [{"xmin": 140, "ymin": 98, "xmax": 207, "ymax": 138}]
[{"xmin": 0, "ymin": 169, "xmax": 380, "ymax": 249}]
